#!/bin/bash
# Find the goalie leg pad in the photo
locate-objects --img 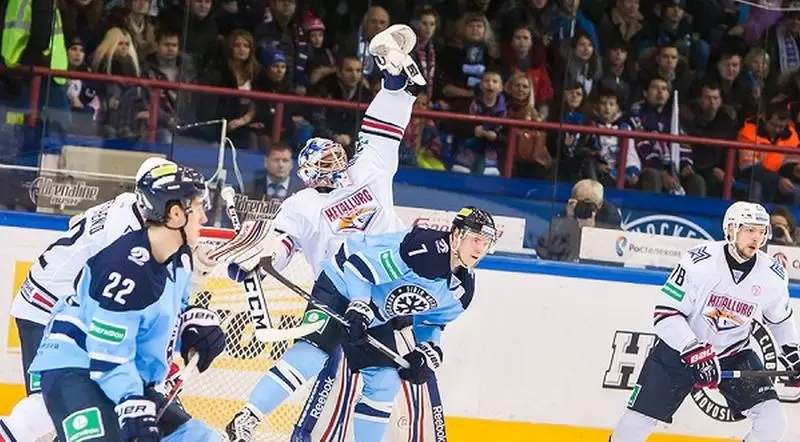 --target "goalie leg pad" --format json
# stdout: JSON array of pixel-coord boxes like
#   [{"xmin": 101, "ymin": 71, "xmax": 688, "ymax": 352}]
[
  {"xmin": 248, "ymin": 341, "xmax": 329, "ymax": 415},
  {"xmin": 0, "ymin": 393, "xmax": 55, "ymax": 441},
  {"xmin": 742, "ymin": 399, "xmax": 787, "ymax": 442},
  {"xmin": 163, "ymin": 418, "xmax": 223, "ymax": 442},
  {"xmin": 353, "ymin": 366, "xmax": 401, "ymax": 442},
  {"xmin": 610, "ymin": 410, "xmax": 658, "ymax": 442}
]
